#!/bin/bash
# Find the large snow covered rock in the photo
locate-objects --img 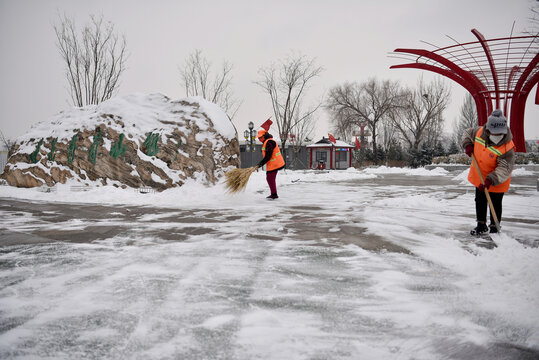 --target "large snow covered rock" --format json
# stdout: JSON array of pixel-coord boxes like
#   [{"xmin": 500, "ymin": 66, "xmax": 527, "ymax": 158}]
[{"xmin": 0, "ymin": 93, "xmax": 240, "ymax": 190}]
